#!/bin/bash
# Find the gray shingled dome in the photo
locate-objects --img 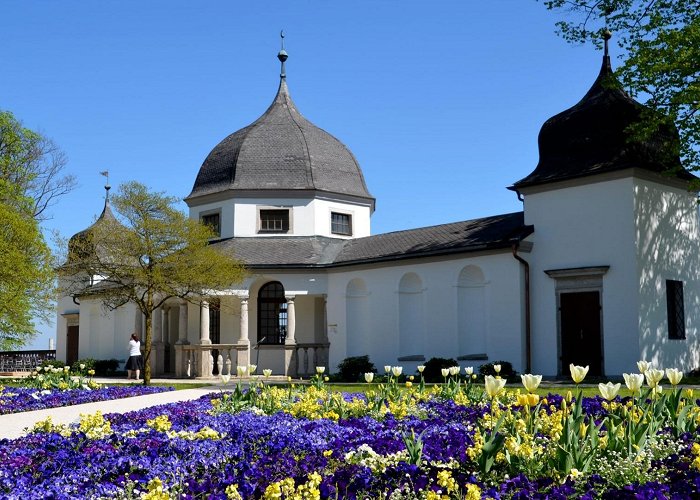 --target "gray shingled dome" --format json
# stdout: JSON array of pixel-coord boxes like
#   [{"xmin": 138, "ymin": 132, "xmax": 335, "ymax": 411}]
[{"xmin": 187, "ymin": 78, "xmax": 374, "ymax": 204}]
